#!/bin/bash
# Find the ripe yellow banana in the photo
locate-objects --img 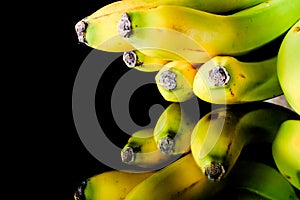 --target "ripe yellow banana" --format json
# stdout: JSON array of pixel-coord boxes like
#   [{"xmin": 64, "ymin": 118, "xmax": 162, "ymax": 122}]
[
  {"xmin": 124, "ymin": 153, "xmax": 227, "ymax": 200},
  {"xmin": 193, "ymin": 56, "xmax": 282, "ymax": 104},
  {"xmin": 122, "ymin": 0, "xmax": 266, "ymax": 14},
  {"xmin": 120, "ymin": 128, "xmax": 174, "ymax": 169},
  {"xmin": 272, "ymin": 119, "xmax": 300, "ymax": 190},
  {"xmin": 118, "ymin": 0, "xmax": 300, "ymax": 62},
  {"xmin": 190, "ymin": 102, "xmax": 300, "ymax": 181},
  {"xmin": 155, "ymin": 61, "xmax": 197, "ymax": 102},
  {"xmin": 74, "ymin": 170, "xmax": 155, "ymax": 200},
  {"xmin": 225, "ymin": 161, "xmax": 299, "ymax": 200},
  {"xmin": 277, "ymin": 19, "xmax": 300, "ymax": 115},
  {"xmin": 153, "ymin": 103, "xmax": 195, "ymax": 155},
  {"xmin": 123, "ymin": 50, "xmax": 168, "ymax": 72}
]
